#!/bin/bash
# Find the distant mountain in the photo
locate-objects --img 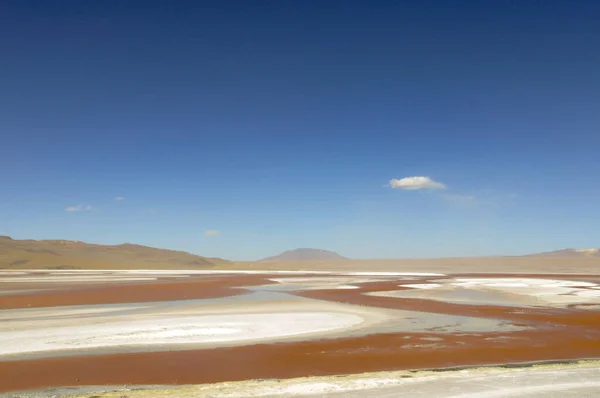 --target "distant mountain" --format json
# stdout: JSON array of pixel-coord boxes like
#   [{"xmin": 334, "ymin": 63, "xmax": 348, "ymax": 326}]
[
  {"xmin": 526, "ymin": 248, "xmax": 600, "ymax": 257},
  {"xmin": 0, "ymin": 236, "xmax": 229, "ymax": 269},
  {"xmin": 260, "ymin": 248, "xmax": 348, "ymax": 261}
]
